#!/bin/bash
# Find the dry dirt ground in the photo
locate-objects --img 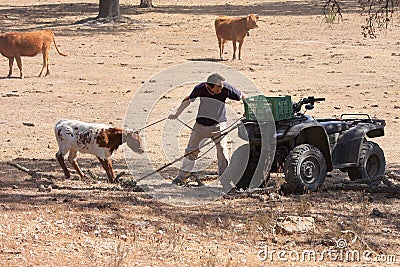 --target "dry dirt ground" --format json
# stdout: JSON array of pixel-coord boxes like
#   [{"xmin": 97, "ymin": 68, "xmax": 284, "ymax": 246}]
[{"xmin": 1, "ymin": 0, "xmax": 400, "ymax": 266}]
